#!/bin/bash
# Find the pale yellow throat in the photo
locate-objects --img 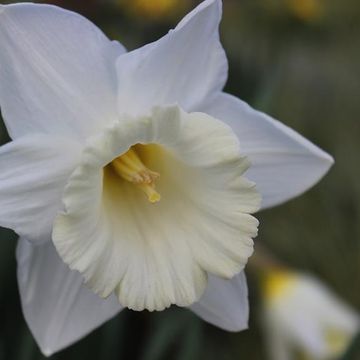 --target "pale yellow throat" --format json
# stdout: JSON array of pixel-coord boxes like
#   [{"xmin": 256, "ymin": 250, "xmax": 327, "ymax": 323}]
[{"xmin": 111, "ymin": 147, "xmax": 161, "ymax": 203}]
